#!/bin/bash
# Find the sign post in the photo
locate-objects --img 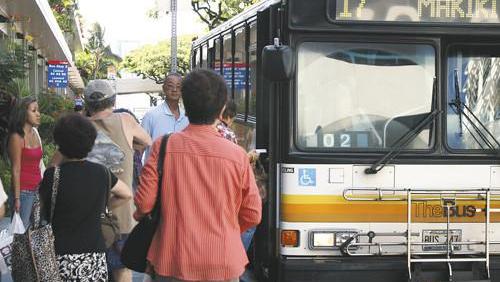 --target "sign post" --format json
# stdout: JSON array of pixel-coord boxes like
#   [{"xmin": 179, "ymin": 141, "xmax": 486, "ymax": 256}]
[{"xmin": 47, "ymin": 60, "xmax": 69, "ymax": 88}]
